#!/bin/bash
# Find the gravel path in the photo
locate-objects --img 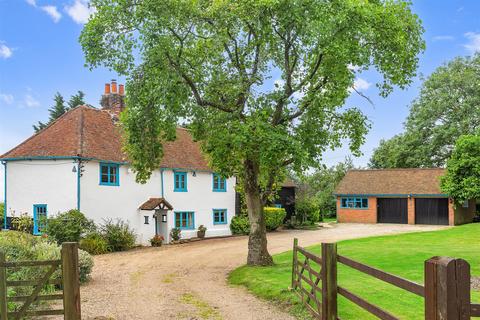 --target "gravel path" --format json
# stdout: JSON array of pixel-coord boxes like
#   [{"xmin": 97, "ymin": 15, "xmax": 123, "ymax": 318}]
[{"xmin": 81, "ymin": 223, "xmax": 446, "ymax": 320}]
